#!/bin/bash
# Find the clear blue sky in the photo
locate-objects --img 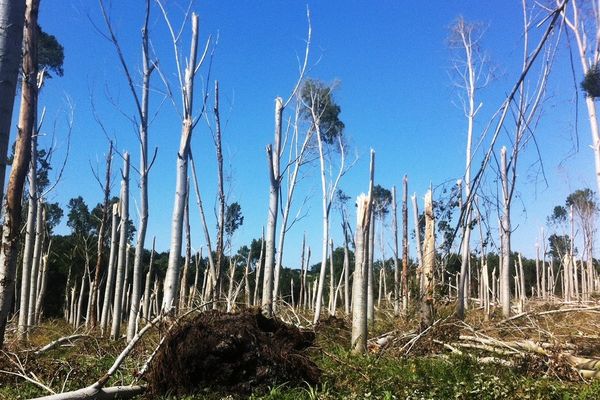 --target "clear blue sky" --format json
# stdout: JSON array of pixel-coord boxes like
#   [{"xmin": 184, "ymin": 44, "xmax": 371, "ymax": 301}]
[{"xmin": 31, "ymin": 1, "xmax": 594, "ymax": 267}]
